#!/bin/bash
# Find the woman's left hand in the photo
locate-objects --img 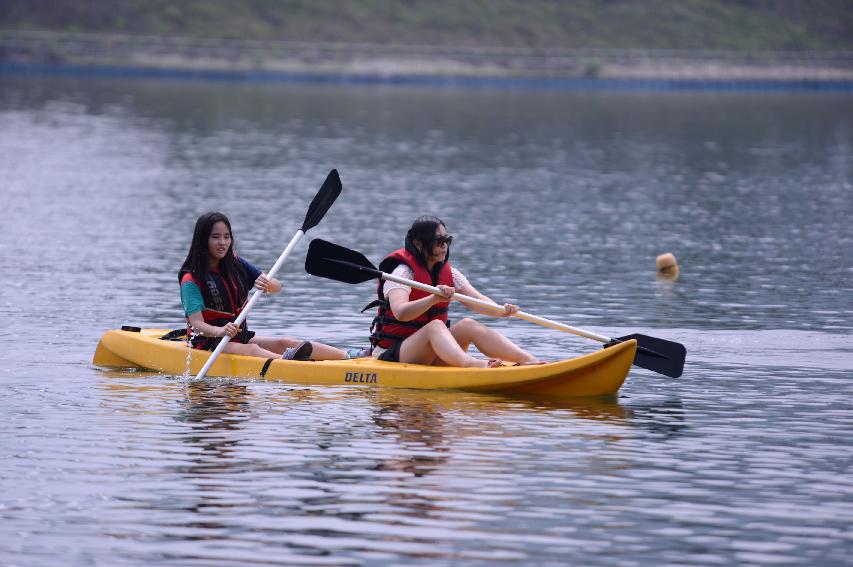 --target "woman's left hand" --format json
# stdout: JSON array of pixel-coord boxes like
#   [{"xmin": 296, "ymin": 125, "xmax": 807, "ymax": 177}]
[
  {"xmin": 435, "ymin": 285, "xmax": 455, "ymax": 301},
  {"xmin": 255, "ymin": 273, "xmax": 274, "ymax": 292},
  {"xmin": 502, "ymin": 303, "xmax": 519, "ymax": 318}
]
